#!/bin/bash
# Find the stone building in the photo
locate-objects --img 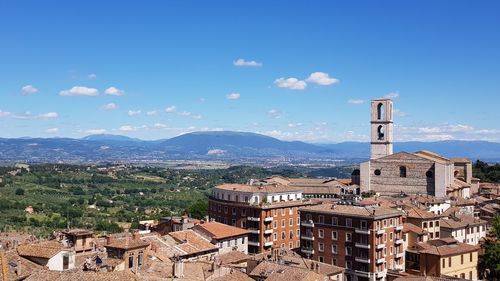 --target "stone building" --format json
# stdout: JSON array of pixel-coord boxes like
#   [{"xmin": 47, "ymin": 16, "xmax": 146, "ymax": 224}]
[{"xmin": 360, "ymin": 99, "xmax": 472, "ymax": 198}]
